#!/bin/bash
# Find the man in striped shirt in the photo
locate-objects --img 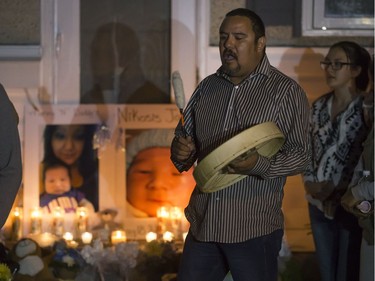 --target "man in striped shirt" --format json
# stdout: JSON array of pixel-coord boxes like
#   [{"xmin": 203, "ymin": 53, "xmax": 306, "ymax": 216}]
[{"xmin": 171, "ymin": 8, "xmax": 310, "ymax": 281}]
